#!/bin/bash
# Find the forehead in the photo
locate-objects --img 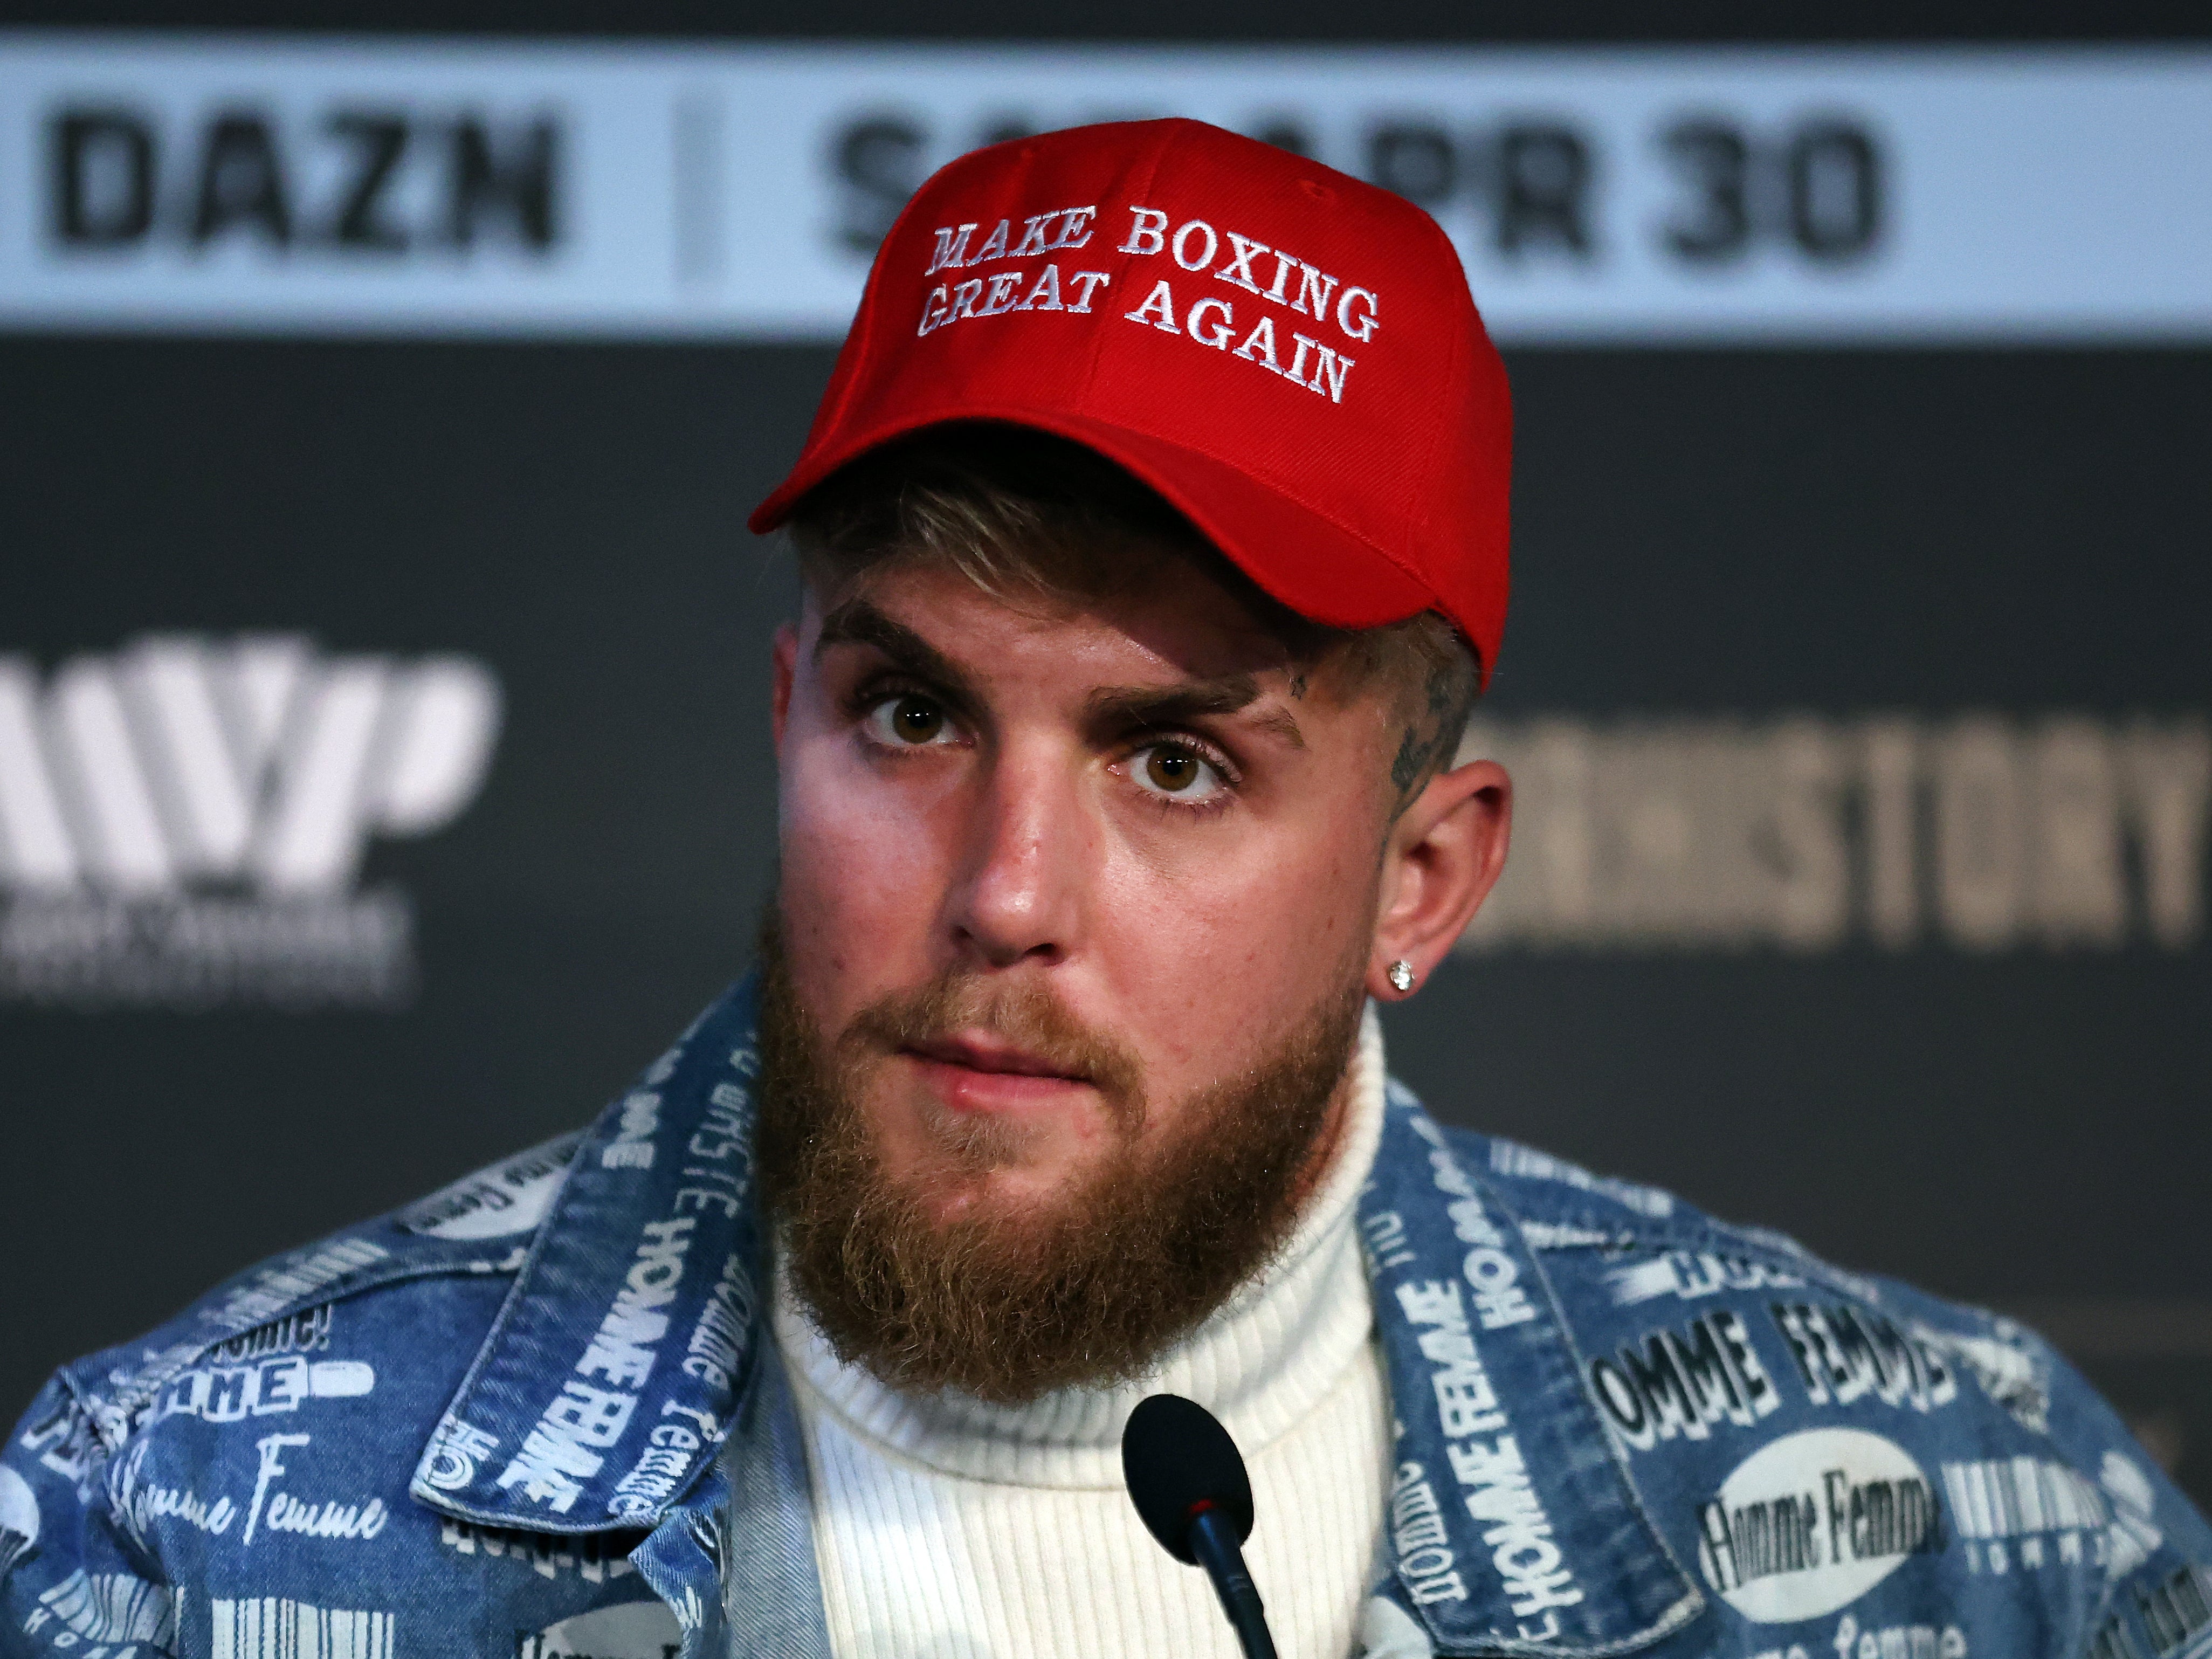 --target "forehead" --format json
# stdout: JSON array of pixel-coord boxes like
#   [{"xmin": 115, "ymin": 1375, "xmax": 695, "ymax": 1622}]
[{"xmin": 806, "ymin": 552, "xmax": 1310, "ymax": 689}]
